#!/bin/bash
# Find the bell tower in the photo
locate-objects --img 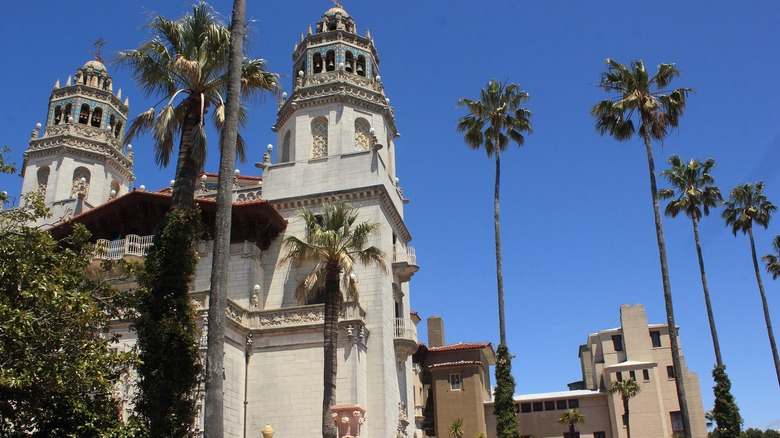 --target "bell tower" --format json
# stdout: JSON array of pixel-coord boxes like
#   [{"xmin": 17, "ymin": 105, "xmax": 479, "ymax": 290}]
[{"xmin": 20, "ymin": 48, "xmax": 134, "ymax": 221}]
